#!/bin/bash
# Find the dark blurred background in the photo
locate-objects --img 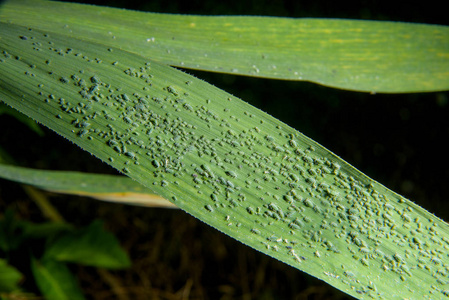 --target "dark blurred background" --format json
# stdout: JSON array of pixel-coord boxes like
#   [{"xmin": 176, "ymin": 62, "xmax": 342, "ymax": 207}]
[{"xmin": 1, "ymin": 0, "xmax": 448, "ymax": 299}]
